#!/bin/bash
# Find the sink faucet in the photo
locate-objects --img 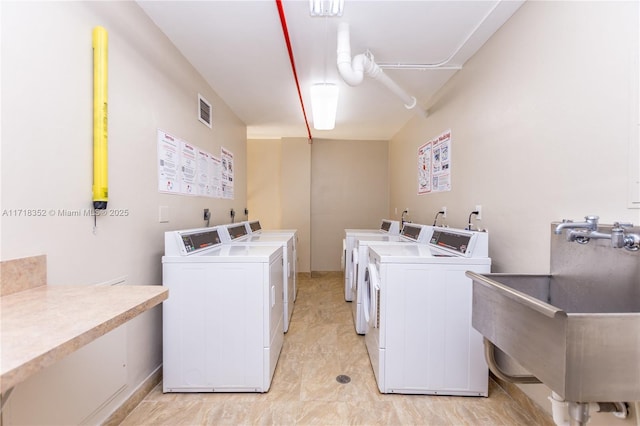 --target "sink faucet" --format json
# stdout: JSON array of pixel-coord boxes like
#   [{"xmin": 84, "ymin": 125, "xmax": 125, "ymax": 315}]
[
  {"xmin": 555, "ymin": 216, "xmax": 640, "ymax": 251},
  {"xmin": 554, "ymin": 215, "xmax": 599, "ymax": 234}
]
